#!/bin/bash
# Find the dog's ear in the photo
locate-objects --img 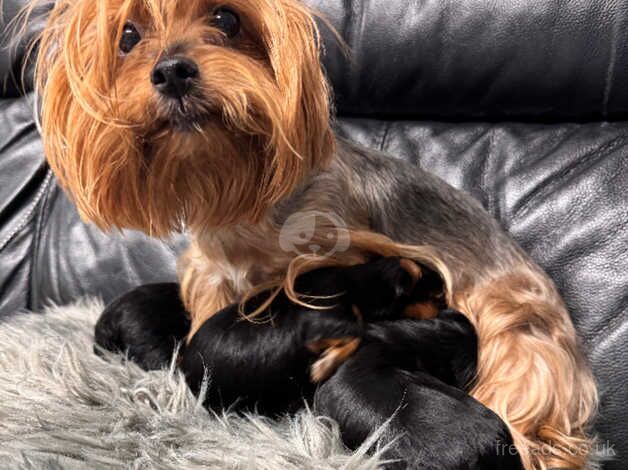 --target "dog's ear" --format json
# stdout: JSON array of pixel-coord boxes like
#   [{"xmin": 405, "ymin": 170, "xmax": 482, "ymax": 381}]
[
  {"xmin": 35, "ymin": 0, "xmax": 142, "ymax": 229},
  {"xmin": 261, "ymin": 1, "xmax": 335, "ymax": 201}
]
